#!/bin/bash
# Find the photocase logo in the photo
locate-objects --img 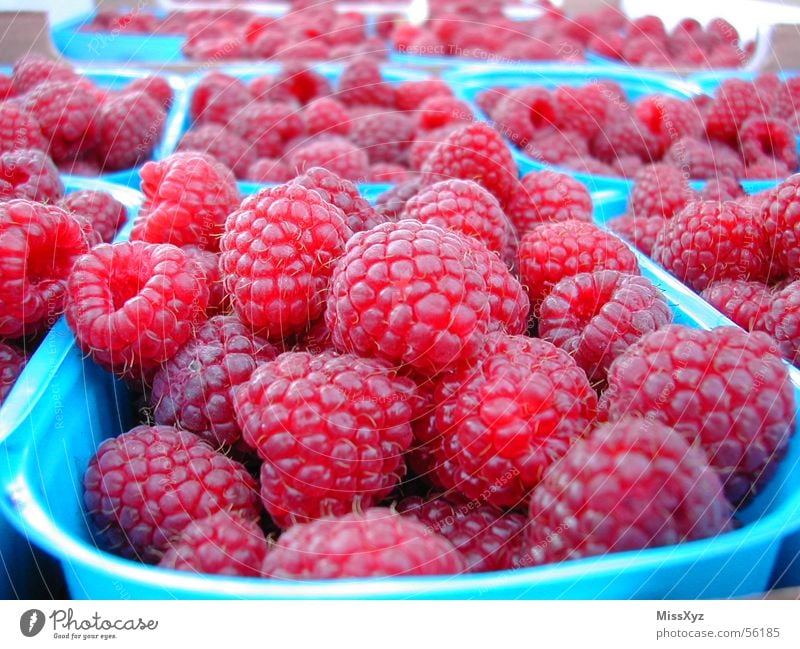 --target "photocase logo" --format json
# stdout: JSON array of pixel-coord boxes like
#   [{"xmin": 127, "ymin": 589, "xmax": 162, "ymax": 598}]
[{"xmin": 20, "ymin": 609, "xmax": 45, "ymax": 637}]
